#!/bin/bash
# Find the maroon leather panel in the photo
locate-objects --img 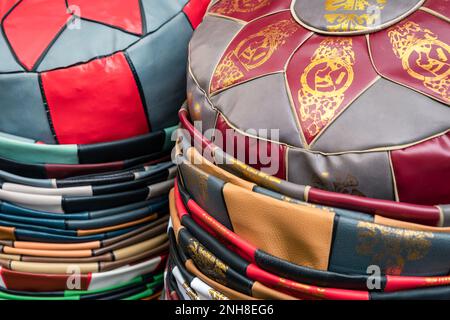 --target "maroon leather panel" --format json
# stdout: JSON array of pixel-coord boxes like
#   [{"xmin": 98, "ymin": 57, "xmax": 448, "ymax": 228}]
[
  {"xmin": 391, "ymin": 132, "xmax": 450, "ymax": 205},
  {"xmin": 215, "ymin": 114, "xmax": 287, "ymax": 180}
]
